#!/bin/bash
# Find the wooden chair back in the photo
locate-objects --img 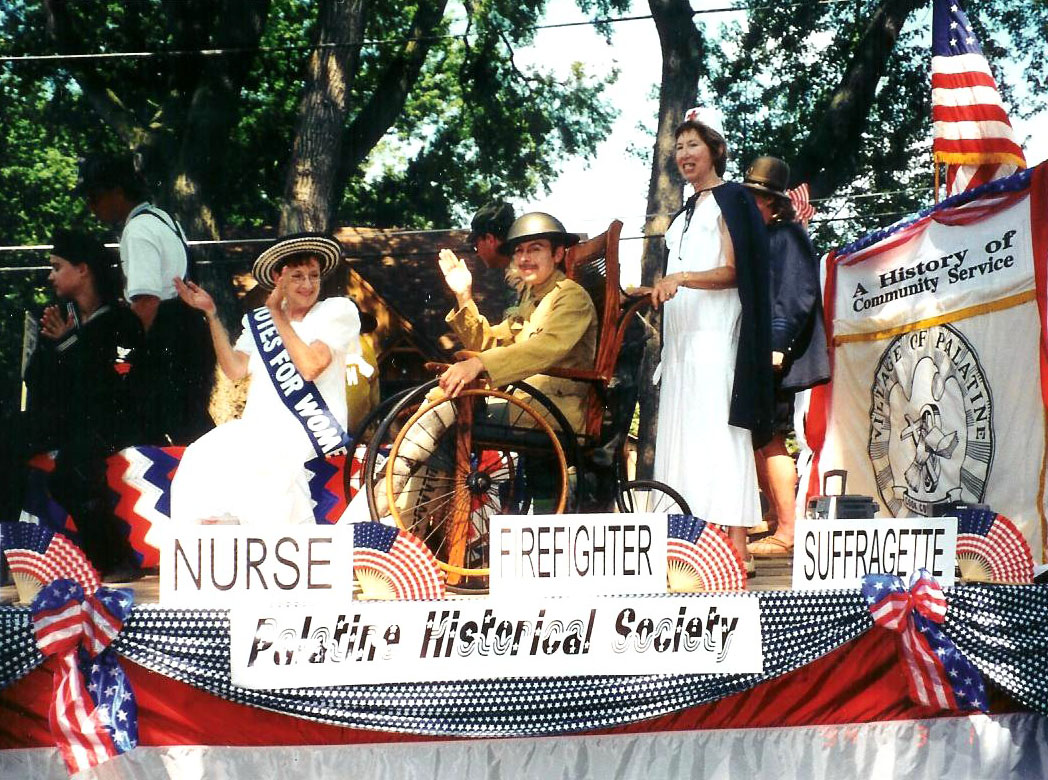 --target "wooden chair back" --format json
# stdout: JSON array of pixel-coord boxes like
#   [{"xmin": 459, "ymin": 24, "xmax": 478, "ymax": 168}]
[{"xmin": 558, "ymin": 219, "xmax": 625, "ymax": 439}]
